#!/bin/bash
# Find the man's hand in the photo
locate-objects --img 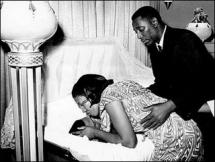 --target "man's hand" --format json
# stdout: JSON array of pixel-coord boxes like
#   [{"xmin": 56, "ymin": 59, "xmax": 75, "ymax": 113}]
[{"xmin": 140, "ymin": 100, "xmax": 176, "ymax": 130}]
